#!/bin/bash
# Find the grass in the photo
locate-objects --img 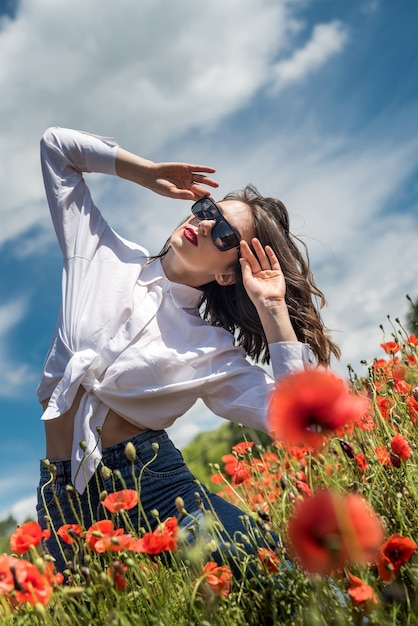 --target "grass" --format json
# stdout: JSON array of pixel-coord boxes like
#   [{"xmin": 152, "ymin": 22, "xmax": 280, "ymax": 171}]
[{"xmin": 1, "ymin": 319, "xmax": 418, "ymax": 625}]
